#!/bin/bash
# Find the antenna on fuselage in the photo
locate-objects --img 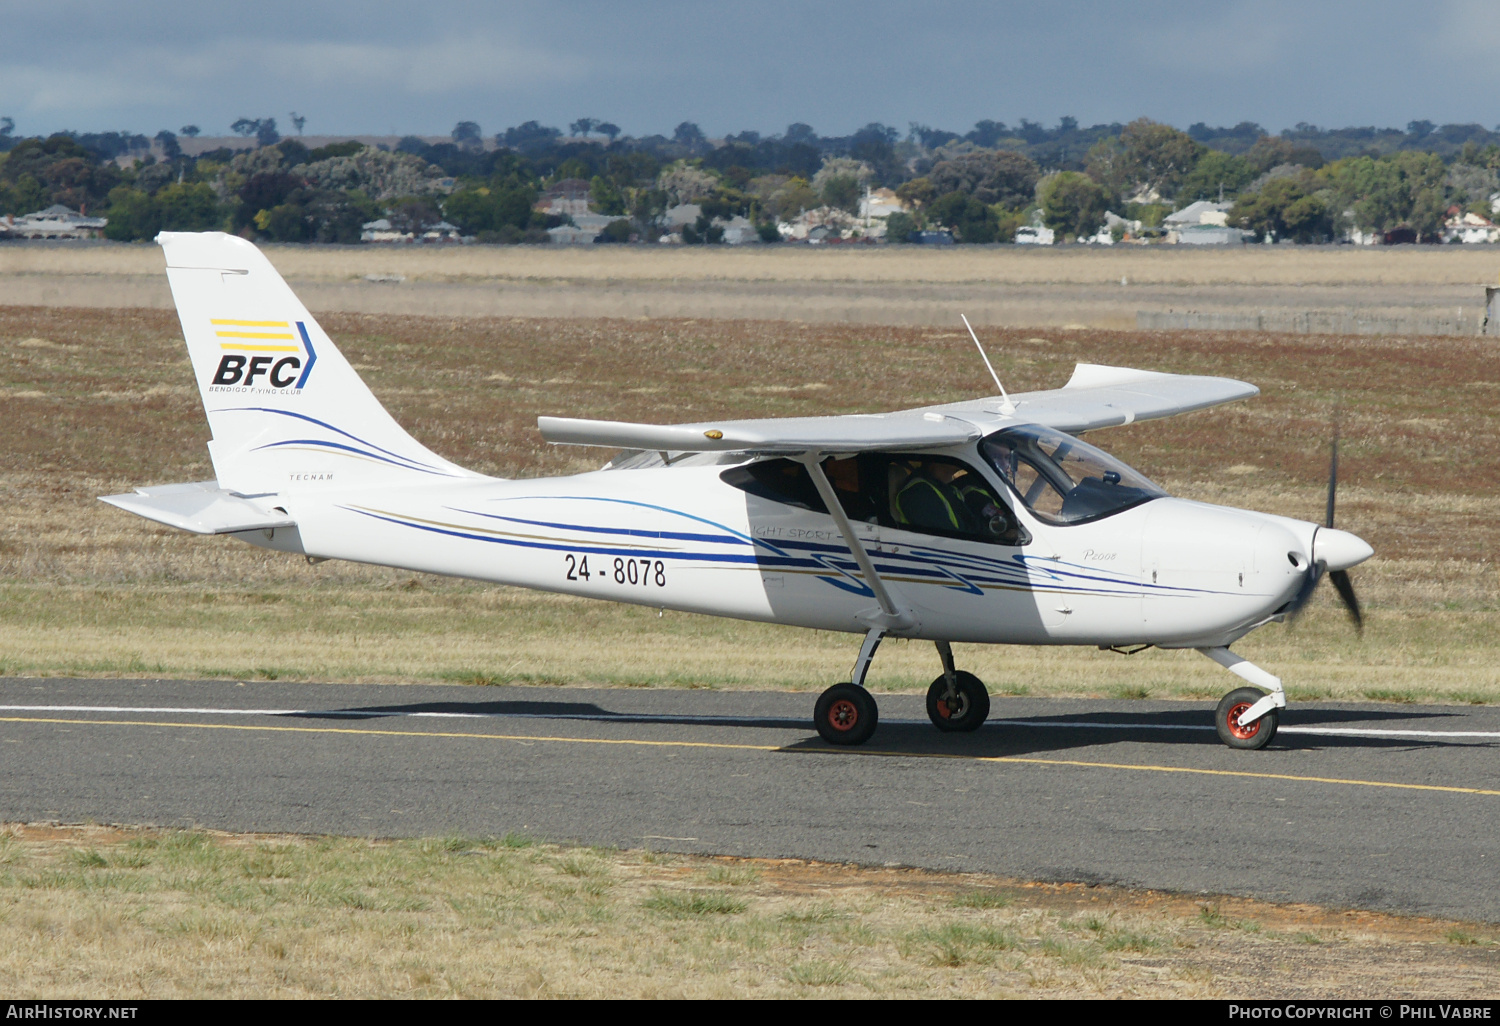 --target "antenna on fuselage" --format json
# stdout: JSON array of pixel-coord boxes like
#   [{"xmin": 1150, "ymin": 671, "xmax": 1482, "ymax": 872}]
[{"xmin": 961, "ymin": 314, "xmax": 1015, "ymax": 415}]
